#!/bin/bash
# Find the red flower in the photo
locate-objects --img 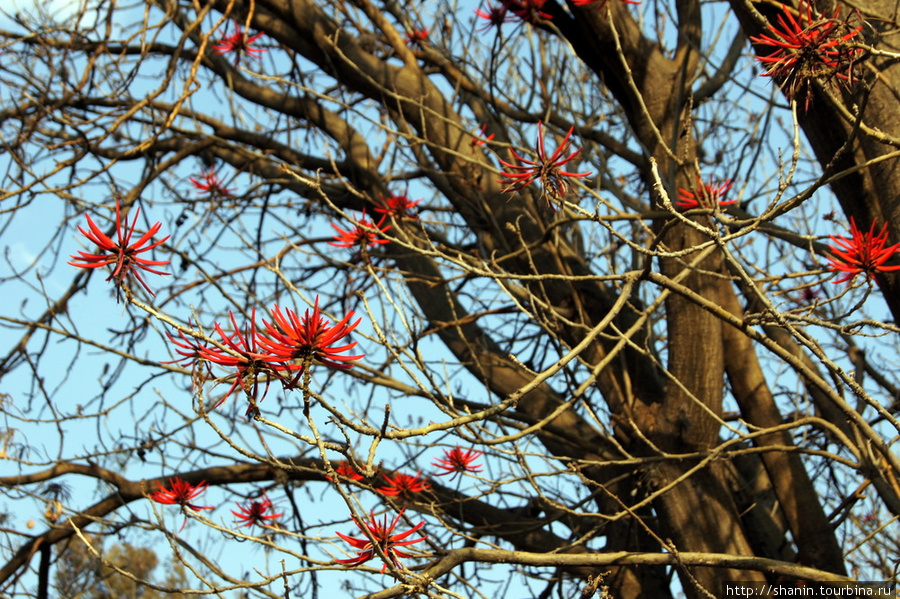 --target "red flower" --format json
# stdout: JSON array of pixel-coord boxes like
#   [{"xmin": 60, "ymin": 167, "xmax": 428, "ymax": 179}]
[
  {"xmin": 213, "ymin": 23, "xmax": 267, "ymax": 66},
  {"xmin": 570, "ymin": 0, "xmax": 640, "ymax": 7},
  {"xmin": 165, "ymin": 326, "xmax": 211, "ymax": 366},
  {"xmin": 498, "ymin": 122, "xmax": 592, "ymax": 208},
  {"xmin": 405, "ymin": 28, "xmax": 429, "ymax": 48},
  {"xmin": 827, "ymin": 217, "xmax": 900, "ymax": 284},
  {"xmin": 232, "ymin": 494, "xmax": 282, "ymax": 528},
  {"xmin": 374, "ymin": 194, "xmax": 421, "ymax": 220},
  {"xmin": 327, "ymin": 461, "xmax": 365, "ymax": 482},
  {"xmin": 257, "ymin": 296, "xmax": 364, "ymax": 370},
  {"xmin": 68, "ymin": 200, "xmax": 170, "ymax": 301},
  {"xmin": 335, "ymin": 509, "xmax": 427, "ymax": 572},
  {"xmin": 150, "ymin": 477, "xmax": 212, "ymax": 512},
  {"xmin": 432, "ymin": 447, "xmax": 483, "ymax": 478},
  {"xmin": 163, "ymin": 326, "xmax": 216, "ymax": 389},
  {"xmin": 470, "ymin": 123, "xmax": 495, "ymax": 150},
  {"xmin": 329, "ymin": 212, "xmax": 391, "ymax": 251},
  {"xmin": 797, "ymin": 287, "xmax": 820, "ymax": 304},
  {"xmin": 475, "ymin": 4, "xmax": 512, "ymax": 31},
  {"xmin": 190, "ymin": 167, "xmax": 232, "ymax": 197},
  {"xmin": 504, "ymin": 0, "xmax": 552, "ymax": 23},
  {"xmin": 187, "ymin": 310, "xmax": 280, "ymax": 411},
  {"xmin": 378, "ymin": 471, "xmax": 430, "ymax": 496},
  {"xmin": 750, "ymin": 1, "xmax": 863, "ymax": 110},
  {"xmin": 675, "ymin": 177, "xmax": 735, "ymax": 210}
]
